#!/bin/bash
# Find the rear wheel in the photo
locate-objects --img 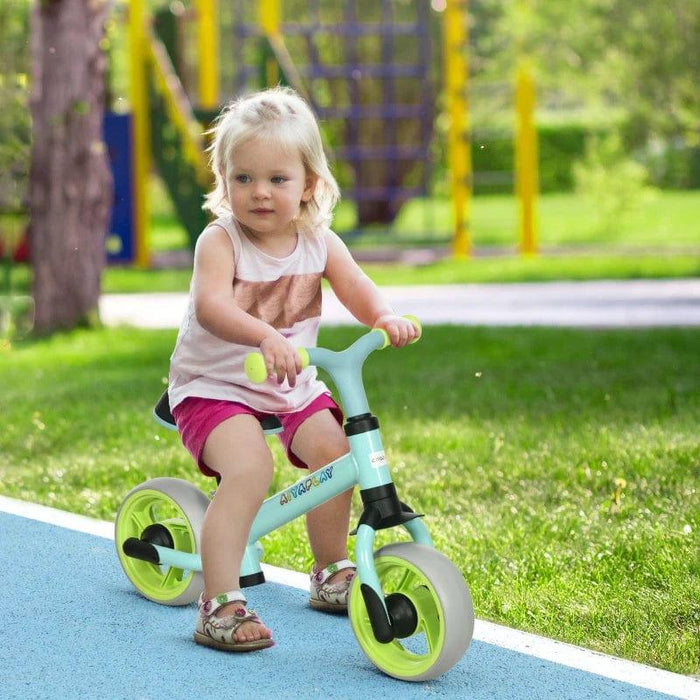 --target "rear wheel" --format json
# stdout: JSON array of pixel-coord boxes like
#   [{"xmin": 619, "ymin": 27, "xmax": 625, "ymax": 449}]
[
  {"xmin": 349, "ymin": 543, "xmax": 474, "ymax": 681},
  {"xmin": 115, "ymin": 477, "xmax": 208, "ymax": 605}
]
